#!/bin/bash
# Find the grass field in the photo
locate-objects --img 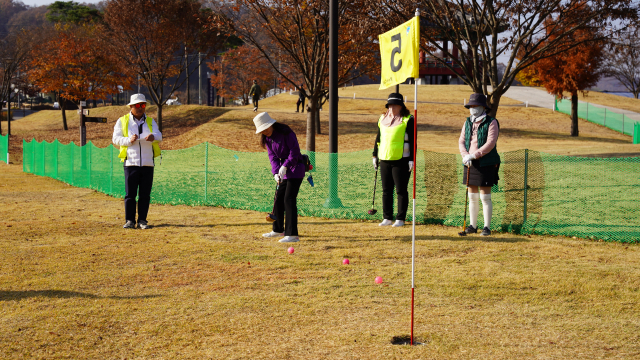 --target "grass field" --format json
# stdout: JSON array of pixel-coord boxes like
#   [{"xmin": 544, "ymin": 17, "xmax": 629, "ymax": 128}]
[
  {"xmin": 2, "ymin": 85, "xmax": 640, "ymax": 358},
  {"xmin": 2, "ymin": 164, "xmax": 640, "ymax": 359}
]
